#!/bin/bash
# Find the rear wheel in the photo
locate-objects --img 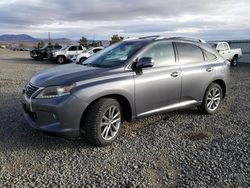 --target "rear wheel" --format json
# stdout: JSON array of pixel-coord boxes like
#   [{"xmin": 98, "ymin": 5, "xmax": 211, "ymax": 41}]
[
  {"xmin": 198, "ymin": 83, "xmax": 222, "ymax": 114},
  {"xmin": 231, "ymin": 56, "xmax": 238, "ymax": 67},
  {"xmin": 84, "ymin": 98, "xmax": 123, "ymax": 146},
  {"xmin": 57, "ymin": 56, "xmax": 65, "ymax": 64}
]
